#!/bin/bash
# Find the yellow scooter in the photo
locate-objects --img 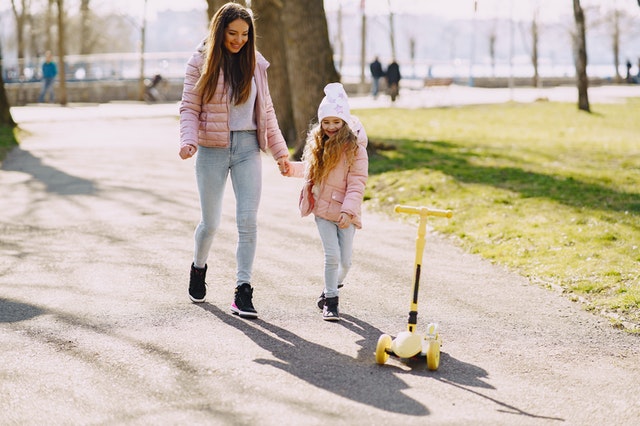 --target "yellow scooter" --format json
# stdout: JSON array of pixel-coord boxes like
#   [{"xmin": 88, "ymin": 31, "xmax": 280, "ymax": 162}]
[{"xmin": 375, "ymin": 205, "xmax": 453, "ymax": 370}]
